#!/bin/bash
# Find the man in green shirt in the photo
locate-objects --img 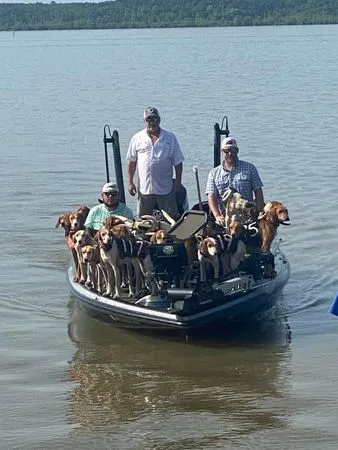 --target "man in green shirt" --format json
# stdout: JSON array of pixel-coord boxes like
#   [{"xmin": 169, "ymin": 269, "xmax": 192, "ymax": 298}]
[{"xmin": 84, "ymin": 182, "xmax": 134, "ymax": 233}]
